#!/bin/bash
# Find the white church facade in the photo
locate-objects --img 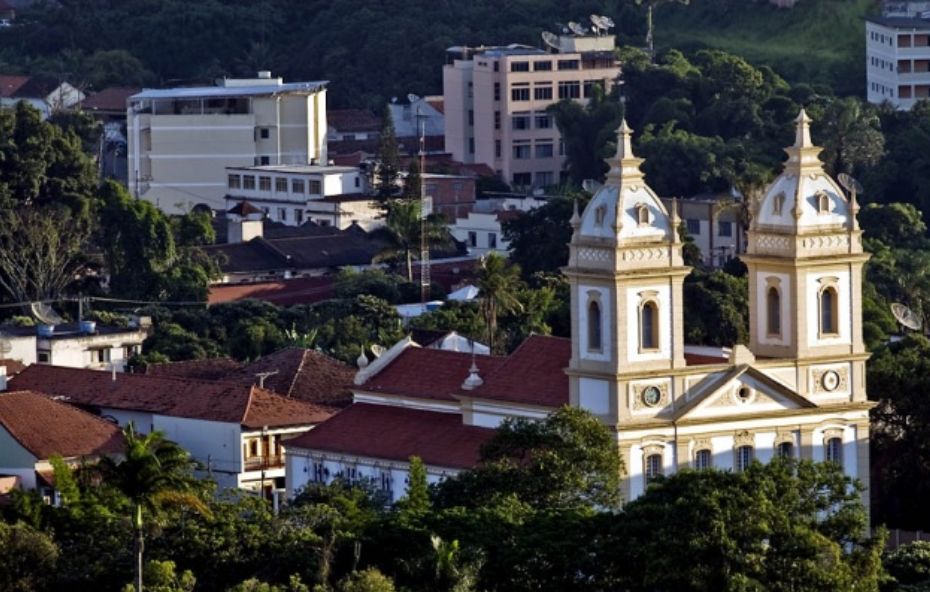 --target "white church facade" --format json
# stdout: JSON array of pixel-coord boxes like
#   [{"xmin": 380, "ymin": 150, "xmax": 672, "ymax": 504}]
[{"xmin": 284, "ymin": 111, "xmax": 874, "ymax": 509}]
